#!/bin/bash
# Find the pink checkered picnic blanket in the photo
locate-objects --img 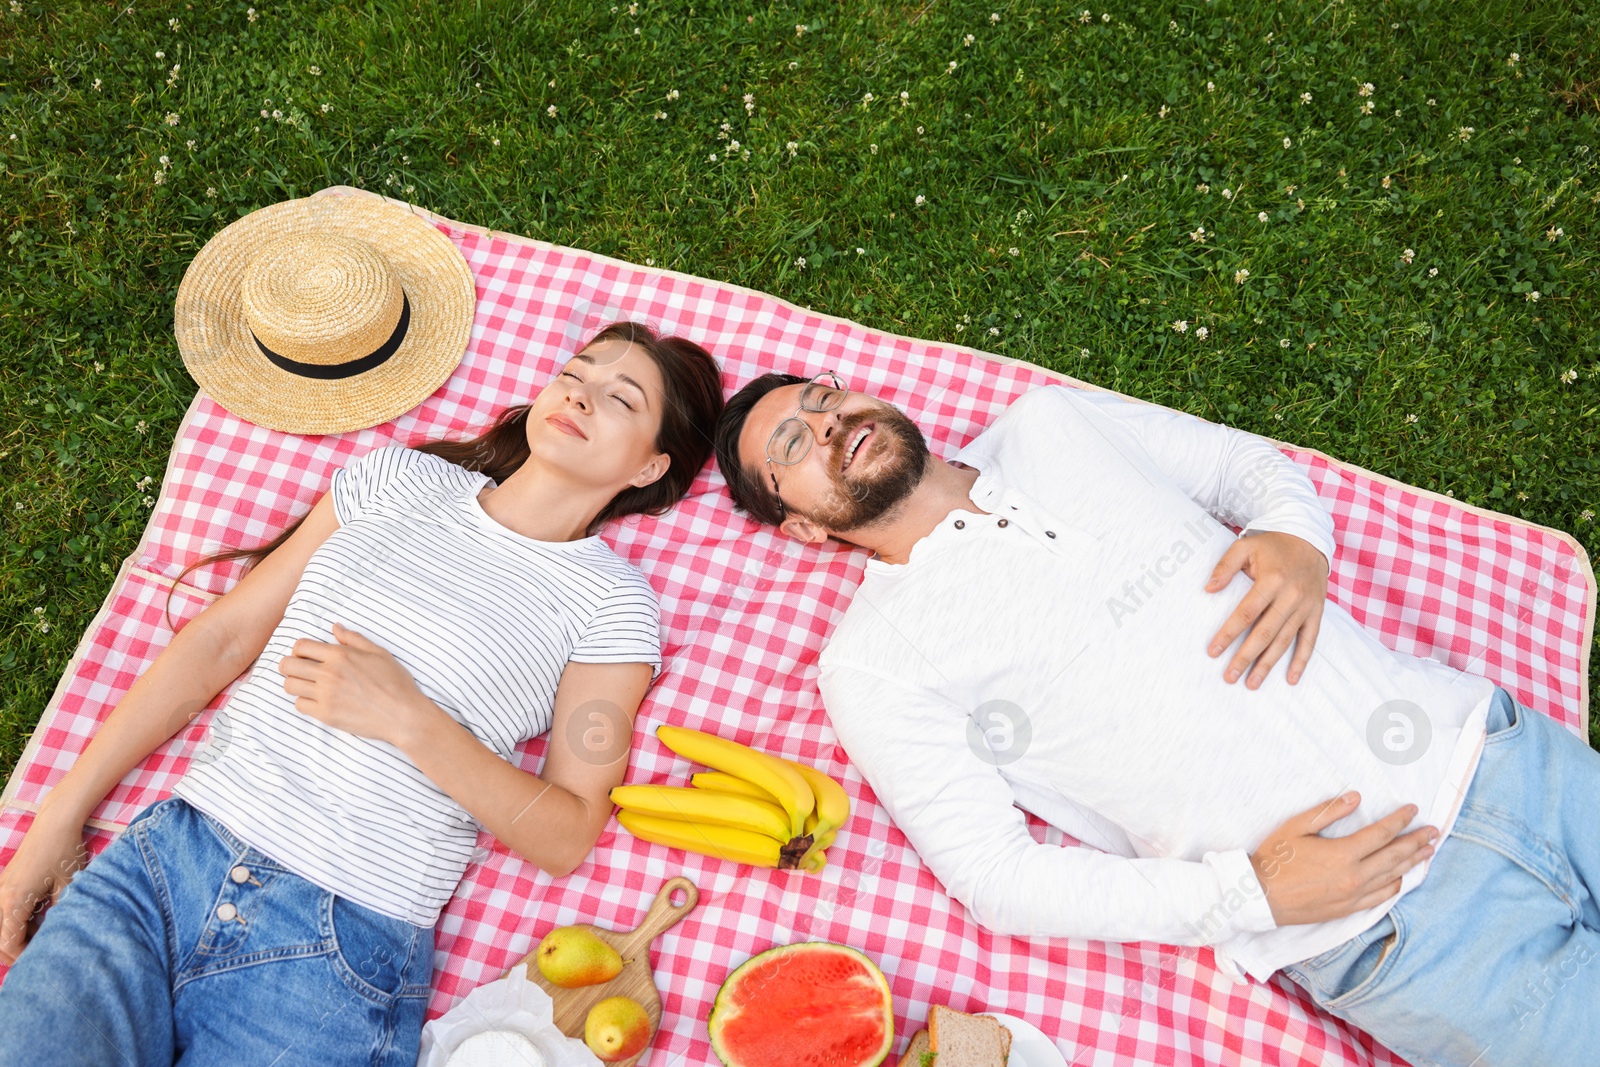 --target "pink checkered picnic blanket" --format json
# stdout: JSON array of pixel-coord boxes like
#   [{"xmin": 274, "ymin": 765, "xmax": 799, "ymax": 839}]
[{"xmin": 3, "ymin": 185, "xmax": 1593, "ymax": 1066}]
